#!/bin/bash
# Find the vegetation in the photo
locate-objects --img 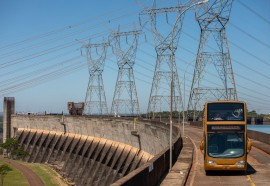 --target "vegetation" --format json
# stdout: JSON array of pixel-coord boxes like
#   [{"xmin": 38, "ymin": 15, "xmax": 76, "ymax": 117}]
[
  {"xmin": 0, "ymin": 159, "xmax": 66, "ymax": 186},
  {"xmin": 0, "ymin": 139, "xmax": 65, "ymax": 185},
  {"xmin": 17, "ymin": 161, "xmax": 66, "ymax": 186},
  {"xmin": 0, "ymin": 159, "xmax": 67, "ymax": 186},
  {"xmin": 0, "ymin": 164, "xmax": 12, "ymax": 186},
  {"xmin": 0, "ymin": 160, "xmax": 28, "ymax": 186},
  {"xmin": 143, "ymin": 109, "xmax": 269, "ymax": 120},
  {"xmin": 247, "ymin": 110, "xmax": 269, "ymax": 118},
  {"xmin": 0, "ymin": 138, "xmax": 29, "ymax": 160},
  {"xmin": 142, "ymin": 110, "xmax": 203, "ymax": 121}
]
